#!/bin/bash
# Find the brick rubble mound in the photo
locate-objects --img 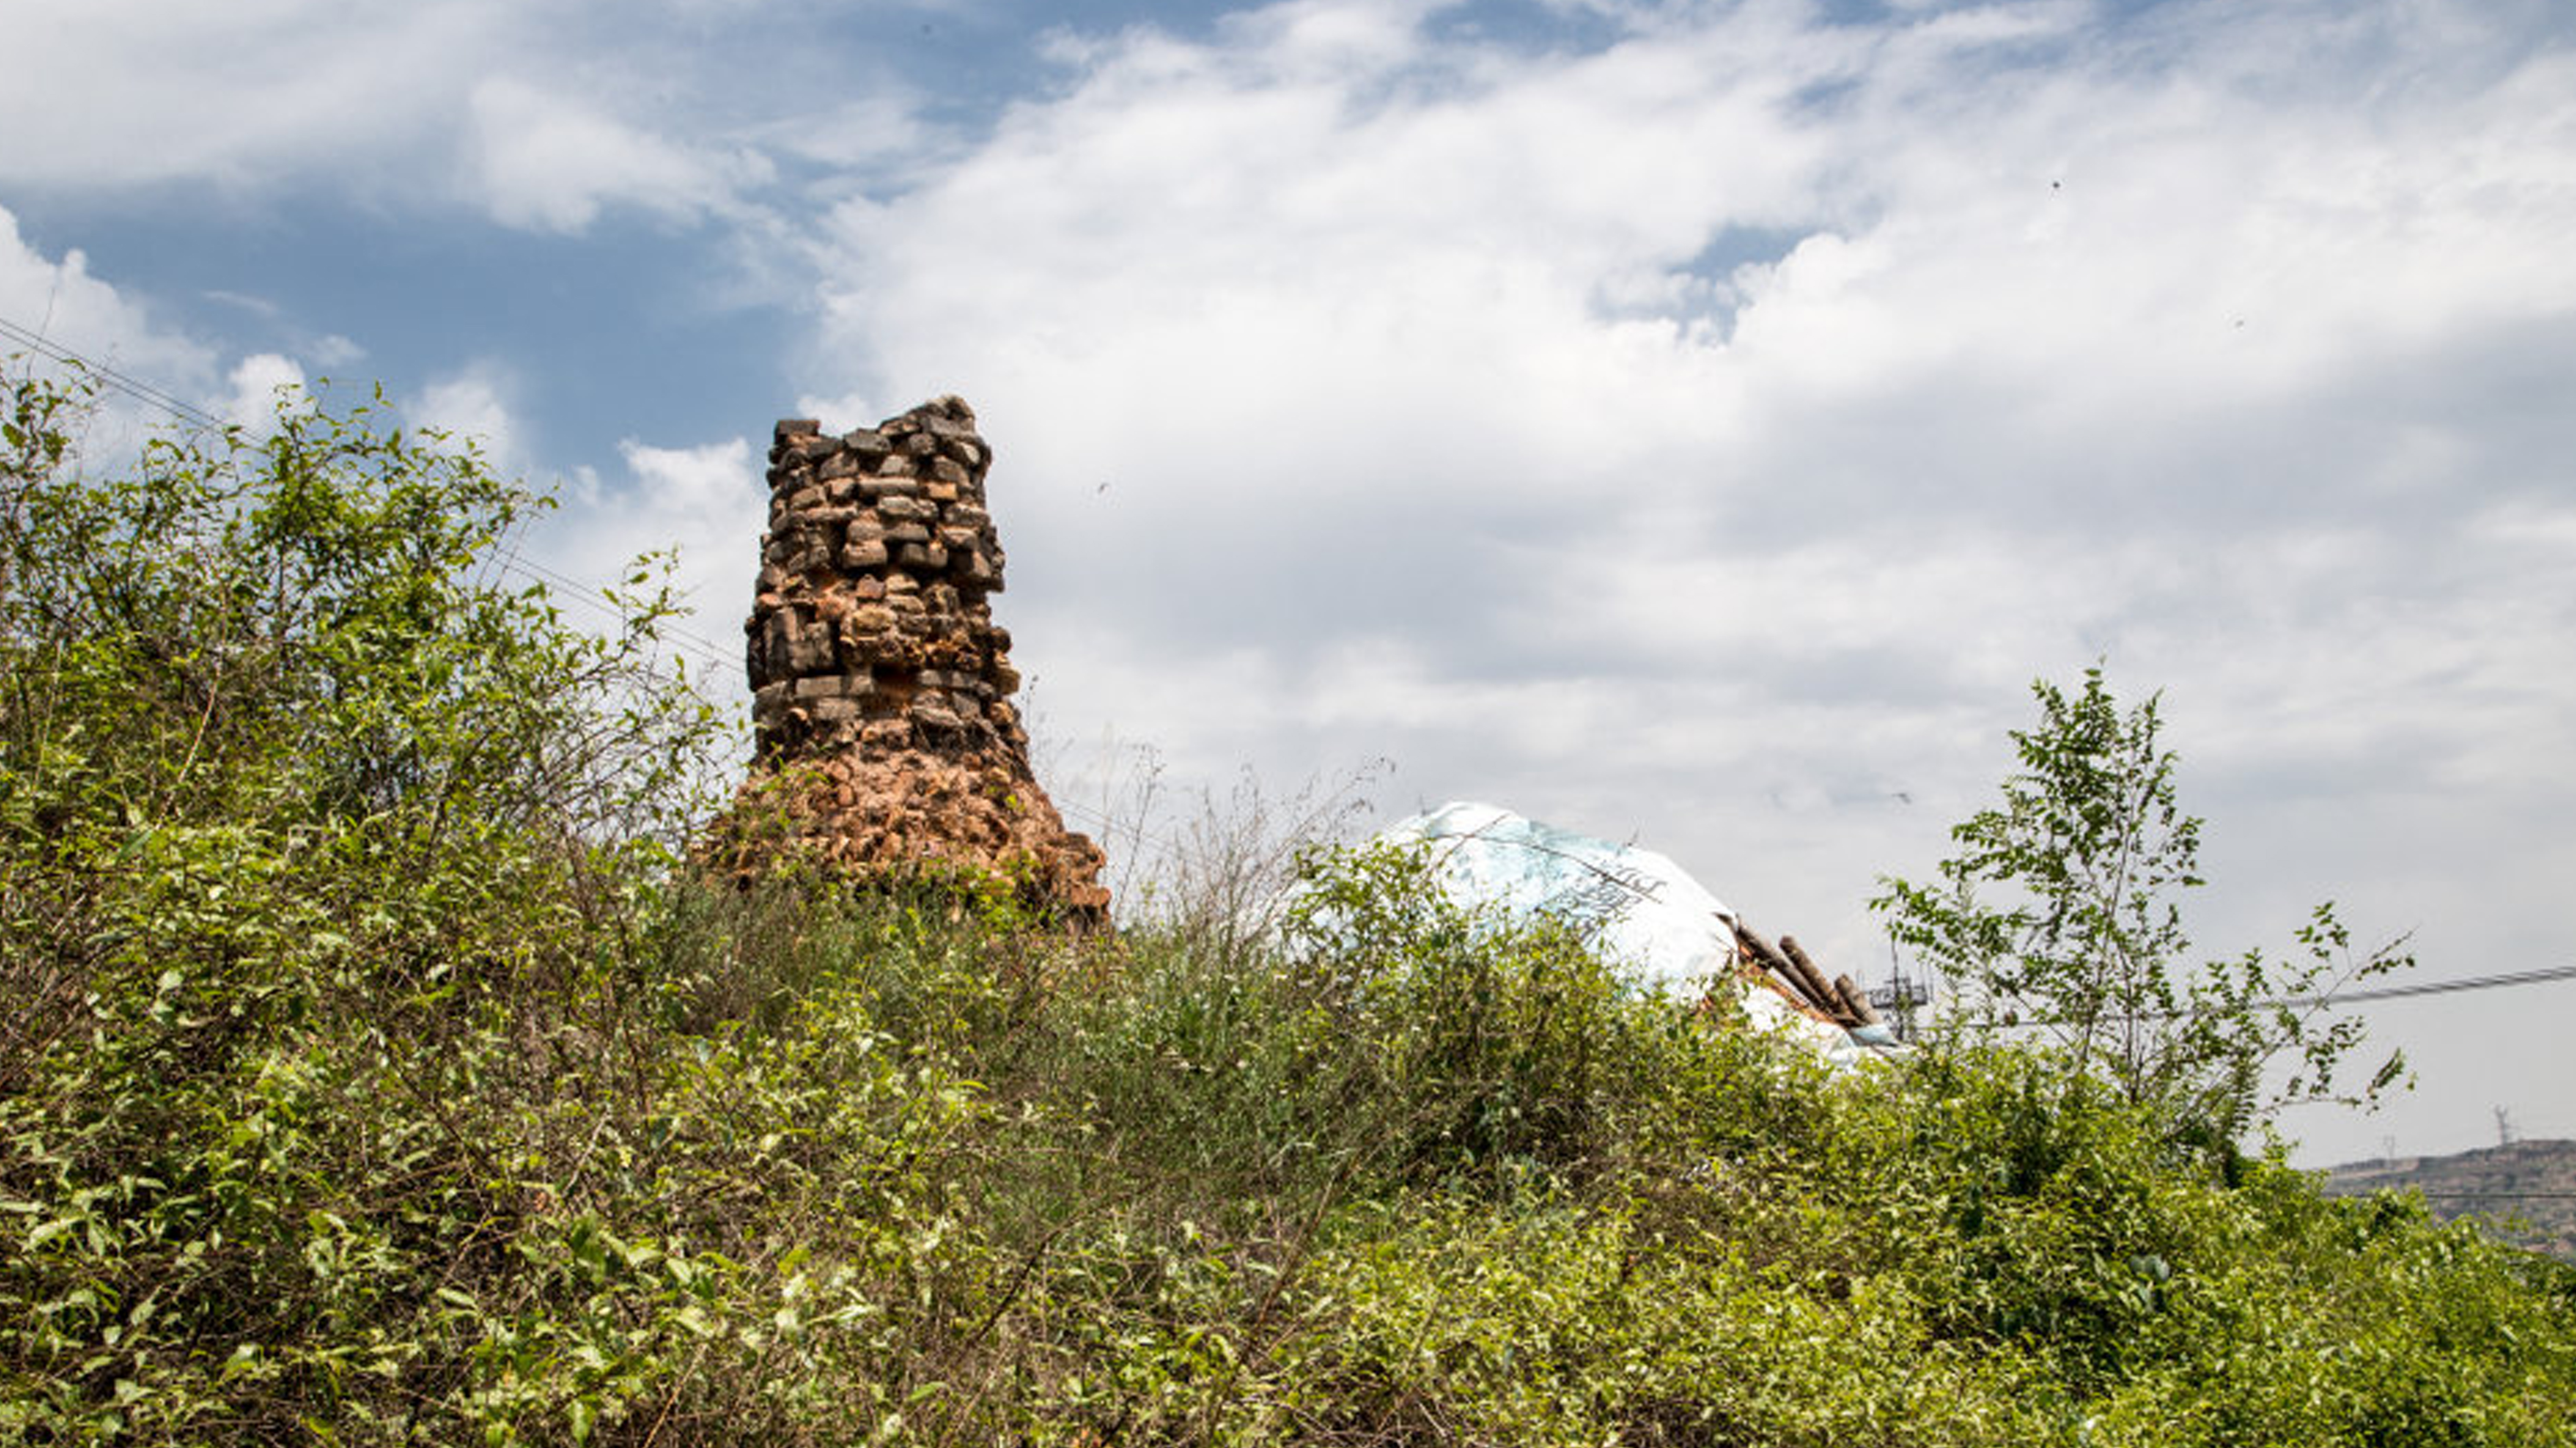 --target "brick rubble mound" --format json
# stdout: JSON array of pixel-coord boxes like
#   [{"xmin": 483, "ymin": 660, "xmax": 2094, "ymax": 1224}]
[{"xmin": 723, "ymin": 396, "xmax": 1110, "ymax": 926}]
